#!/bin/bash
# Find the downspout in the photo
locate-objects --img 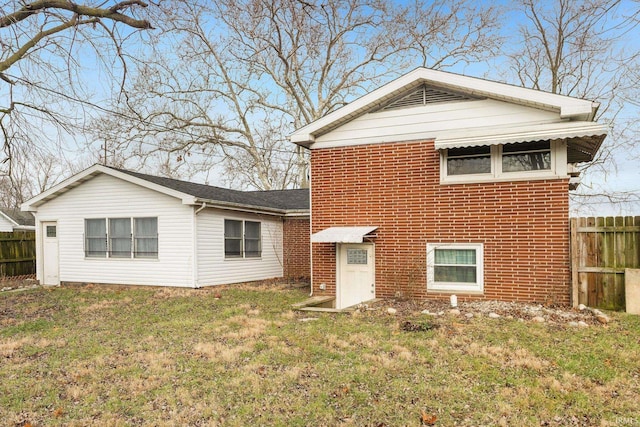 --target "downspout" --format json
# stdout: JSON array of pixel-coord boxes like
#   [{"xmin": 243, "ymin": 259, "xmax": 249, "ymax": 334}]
[
  {"xmin": 308, "ymin": 166, "xmax": 313, "ymax": 297},
  {"xmin": 192, "ymin": 202, "xmax": 207, "ymax": 288},
  {"xmin": 195, "ymin": 202, "xmax": 207, "ymax": 215}
]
